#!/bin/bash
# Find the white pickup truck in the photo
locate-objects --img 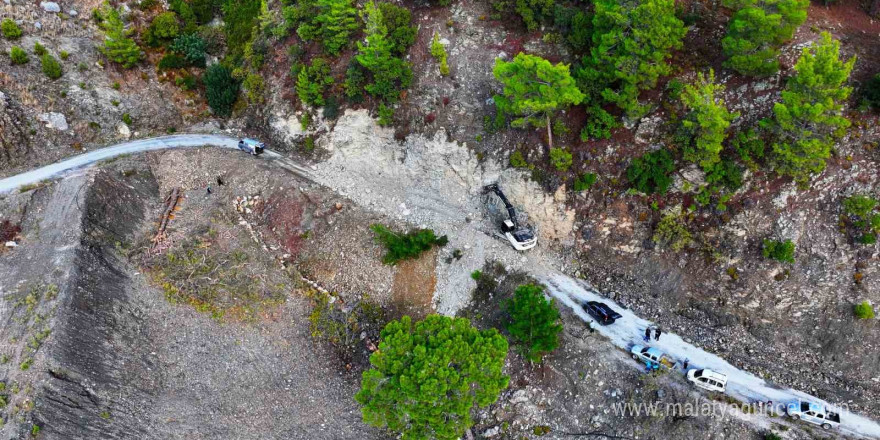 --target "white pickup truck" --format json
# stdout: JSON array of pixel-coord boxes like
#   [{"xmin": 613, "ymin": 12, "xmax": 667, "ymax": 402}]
[
  {"xmin": 786, "ymin": 401, "xmax": 841, "ymax": 430},
  {"xmin": 630, "ymin": 345, "xmax": 676, "ymax": 369}
]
